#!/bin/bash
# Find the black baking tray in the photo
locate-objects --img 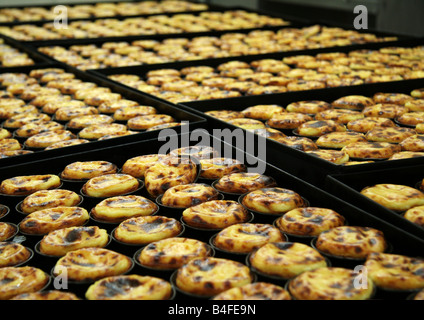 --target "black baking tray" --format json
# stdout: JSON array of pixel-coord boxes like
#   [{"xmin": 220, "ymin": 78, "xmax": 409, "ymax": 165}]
[
  {"xmin": 27, "ymin": 21, "xmax": 415, "ymax": 71},
  {"xmin": 0, "ymin": 62, "xmax": 207, "ymax": 167},
  {"xmin": 178, "ymin": 78, "xmax": 424, "ymax": 185},
  {"xmin": 0, "ymin": 0, "xmax": 221, "ymax": 26},
  {"xmin": 88, "ymin": 40, "xmax": 424, "ymax": 186},
  {"xmin": 87, "ymin": 31, "xmax": 420, "ymax": 76},
  {"xmin": 0, "ymin": 132, "xmax": 422, "ymax": 301},
  {"xmin": 0, "ymin": 33, "xmax": 53, "ymax": 70},
  {"xmin": 325, "ymin": 164, "xmax": 424, "ymax": 240},
  {"xmin": 0, "ymin": 5, "xmax": 299, "ymax": 46}
]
